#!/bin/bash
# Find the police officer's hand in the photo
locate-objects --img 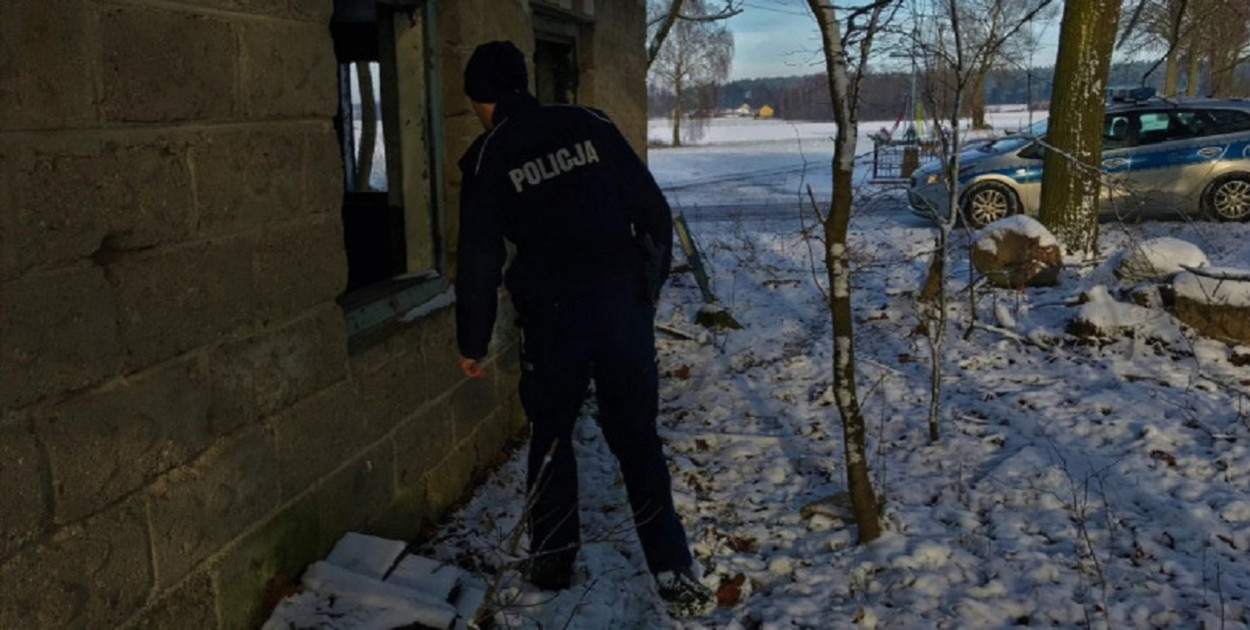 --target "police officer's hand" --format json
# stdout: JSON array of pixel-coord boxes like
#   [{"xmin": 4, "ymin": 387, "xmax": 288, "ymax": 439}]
[{"xmin": 459, "ymin": 356, "xmax": 486, "ymax": 379}]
